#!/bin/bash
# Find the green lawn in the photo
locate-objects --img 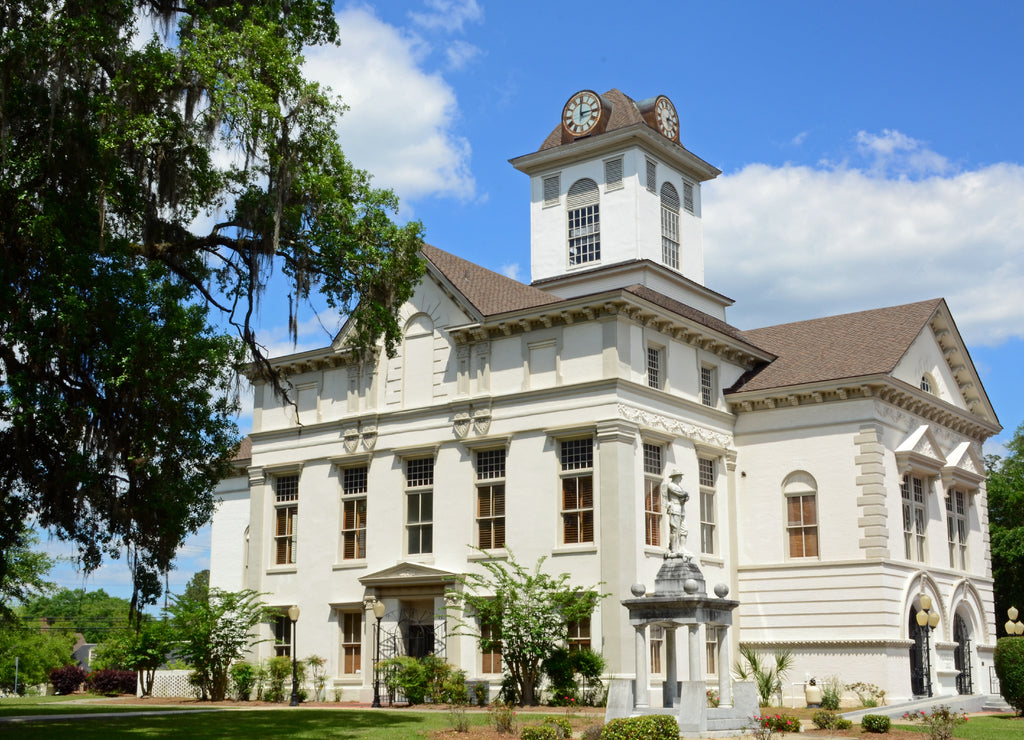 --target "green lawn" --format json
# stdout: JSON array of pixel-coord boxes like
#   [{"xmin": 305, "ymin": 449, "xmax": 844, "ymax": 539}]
[
  {"xmin": 0, "ymin": 707, "xmax": 494, "ymax": 739},
  {"xmin": 892, "ymin": 714, "xmax": 1024, "ymax": 739},
  {"xmin": 0, "ymin": 695, "xmax": 197, "ymax": 718}
]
